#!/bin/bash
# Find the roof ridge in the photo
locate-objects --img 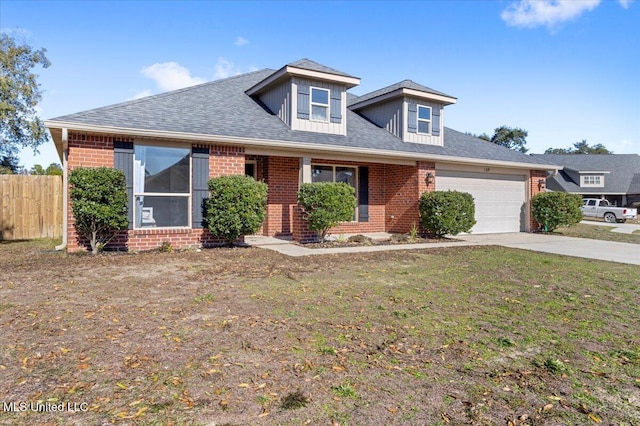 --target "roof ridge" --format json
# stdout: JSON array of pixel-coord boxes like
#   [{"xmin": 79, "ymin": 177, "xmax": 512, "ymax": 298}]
[{"xmin": 49, "ymin": 68, "xmax": 274, "ymax": 121}]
